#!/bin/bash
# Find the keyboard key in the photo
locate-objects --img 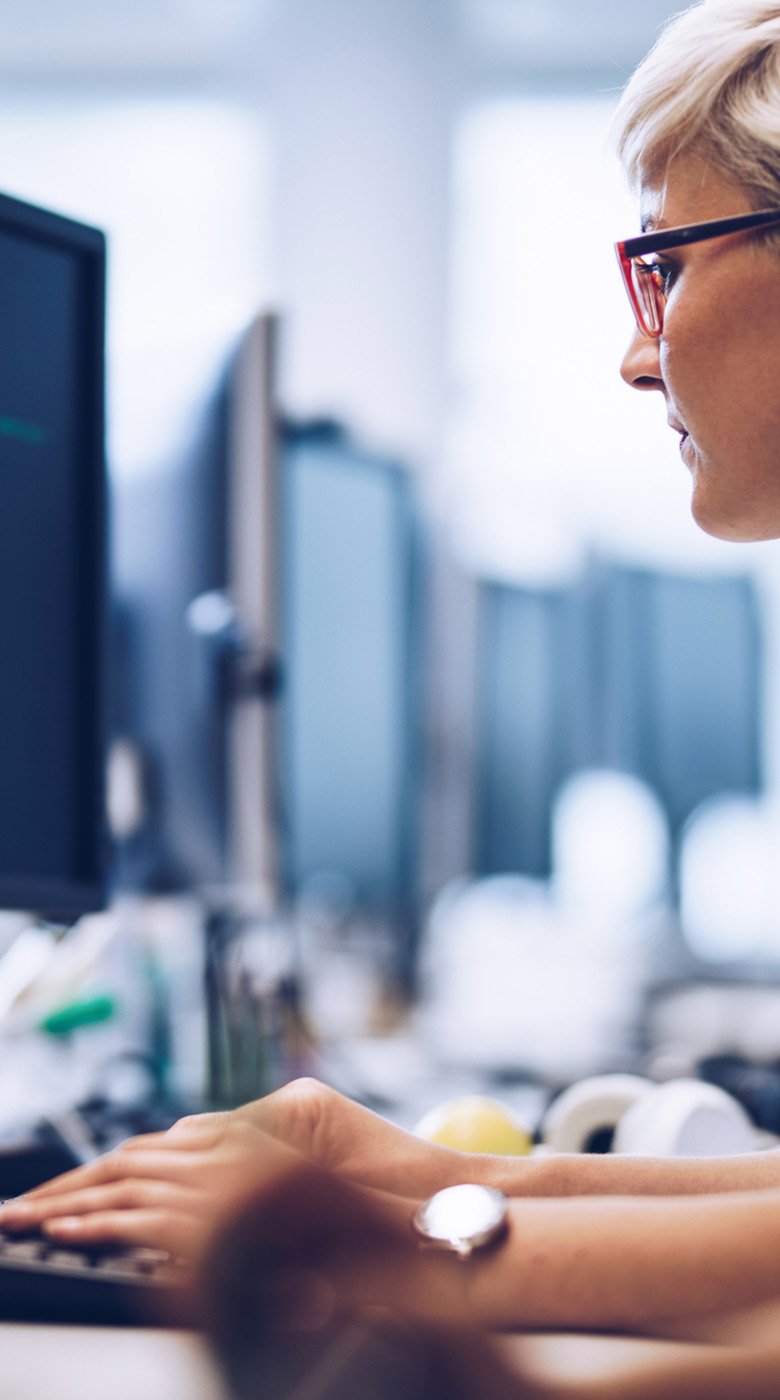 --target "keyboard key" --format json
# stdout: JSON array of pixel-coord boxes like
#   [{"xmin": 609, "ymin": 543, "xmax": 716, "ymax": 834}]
[
  {"xmin": 0, "ymin": 1226, "xmax": 196, "ymax": 1325},
  {"xmin": 2, "ymin": 1240, "xmax": 45, "ymax": 1262},
  {"xmin": 131, "ymin": 1248, "xmax": 170, "ymax": 1265},
  {"xmin": 43, "ymin": 1250, "xmax": 93, "ymax": 1271}
]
